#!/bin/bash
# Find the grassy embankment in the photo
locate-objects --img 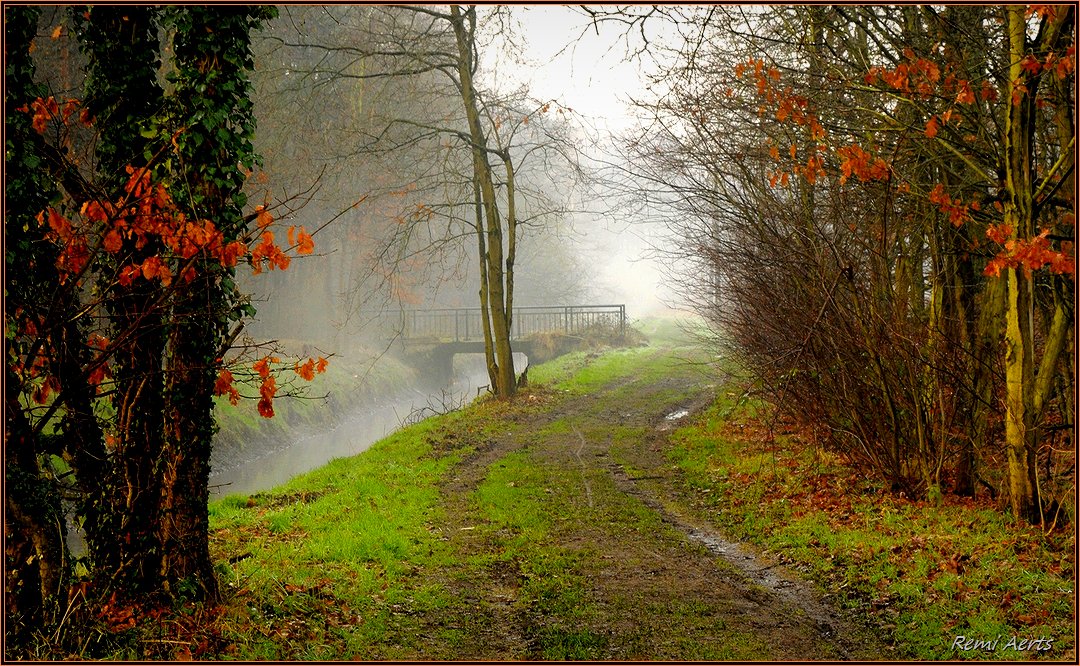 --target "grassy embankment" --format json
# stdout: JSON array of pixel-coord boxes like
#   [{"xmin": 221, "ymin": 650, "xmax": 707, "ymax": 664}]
[
  {"xmin": 112, "ymin": 317, "xmax": 1072, "ymax": 661},
  {"xmin": 669, "ymin": 397, "xmax": 1075, "ymax": 660}
]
